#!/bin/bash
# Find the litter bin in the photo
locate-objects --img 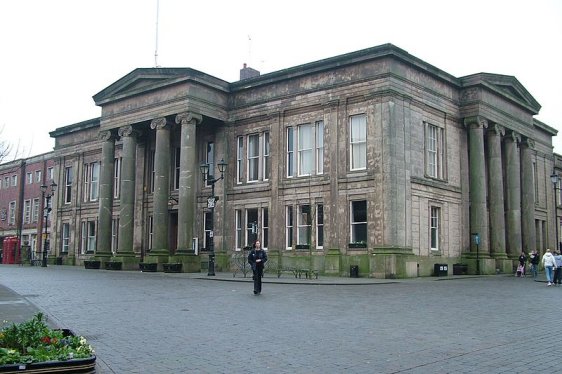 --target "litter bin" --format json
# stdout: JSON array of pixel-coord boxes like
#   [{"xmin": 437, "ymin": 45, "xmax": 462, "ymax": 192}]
[
  {"xmin": 433, "ymin": 263, "xmax": 448, "ymax": 276},
  {"xmin": 350, "ymin": 265, "xmax": 359, "ymax": 278}
]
